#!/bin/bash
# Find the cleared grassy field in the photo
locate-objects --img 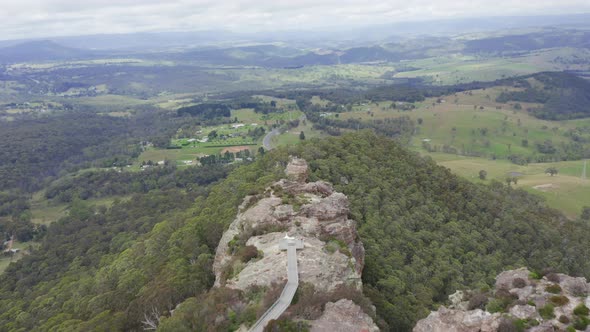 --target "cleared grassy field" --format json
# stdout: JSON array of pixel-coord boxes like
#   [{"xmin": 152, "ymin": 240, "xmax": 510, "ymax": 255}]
[
  {"xmin": 338, "ymin": 86, "xmax": 587, "ymax": 159},
  {"xmin": 393, "ymin": 48, "xmax": 584, "ymax": 85},
  {"xmin": 429, "ymin": 154, "xmax": 590, "ymax": 218},
  {"xmin": 30, "ymin": 191, "xmax": 131, "ymax": 225},
  {"xmin": 273, "ymin": 121, "xmax": 325, "ymax": 147}
]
